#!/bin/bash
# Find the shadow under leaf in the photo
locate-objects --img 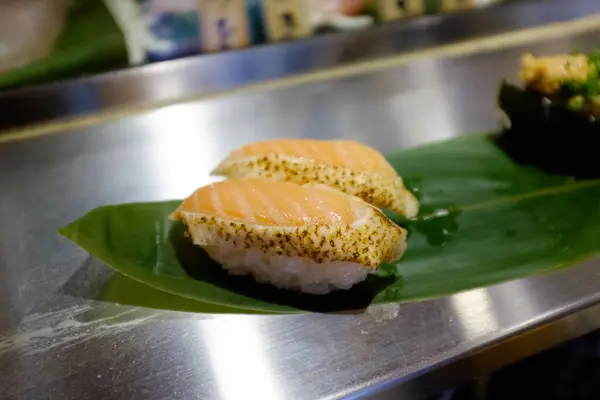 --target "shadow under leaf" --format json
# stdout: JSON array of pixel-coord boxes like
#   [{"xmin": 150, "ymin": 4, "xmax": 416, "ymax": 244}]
[
  {"xmin": 97, "ymin": 271, "xmax": 269, "ymax": 314},
  {"xmin": 169, "ymin": 223, "xmax": 396, "ymax": 313},
  {"xmin": 60, "ymin": 256, "xmax": 268, "ymax": 314}
]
